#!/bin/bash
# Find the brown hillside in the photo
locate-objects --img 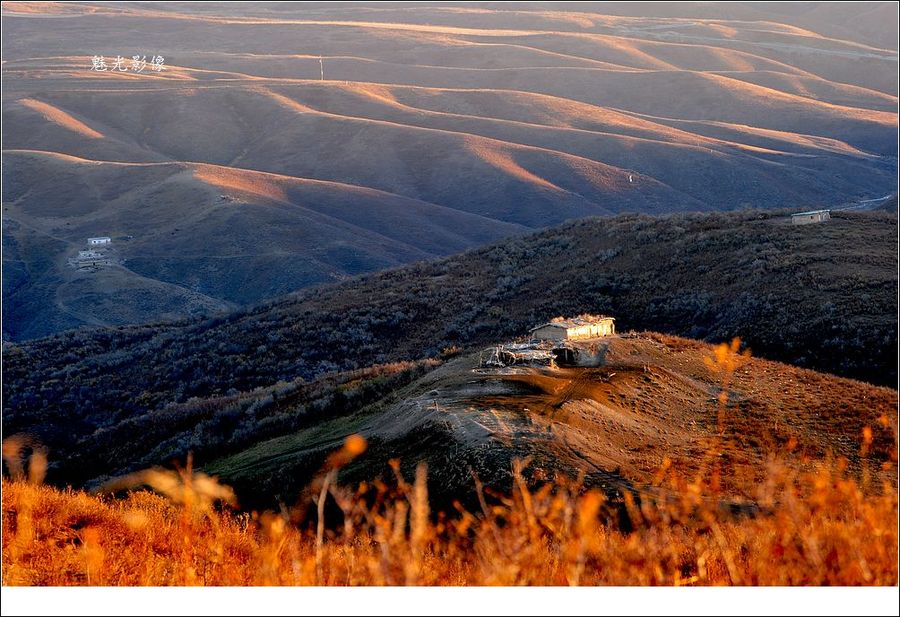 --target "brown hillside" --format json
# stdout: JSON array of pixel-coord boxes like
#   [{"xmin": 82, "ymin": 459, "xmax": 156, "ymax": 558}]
[
  {"xmin": 204, "ymin": 333, "xmax": 898, "ymax": 506},
  {"xmin": 4, "ymin": 209, "xmax": 896, "ymax": 489}
]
